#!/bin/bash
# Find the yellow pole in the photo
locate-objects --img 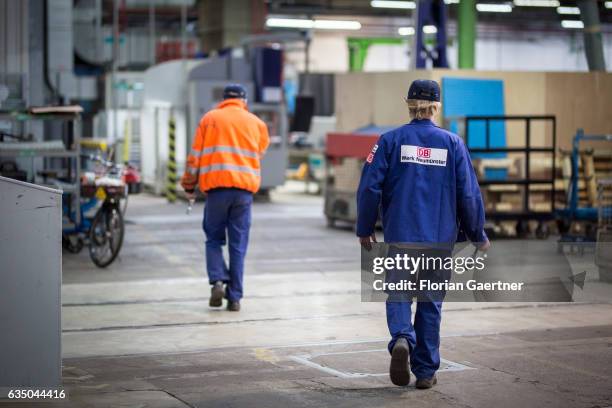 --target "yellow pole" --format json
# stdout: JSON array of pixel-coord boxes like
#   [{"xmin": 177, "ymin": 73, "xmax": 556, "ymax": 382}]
[
  {"xmin": 122, "ymin": 116, "xmax": 131, "ymax": 163},
  {"xmin": 166, "ymin": 116, "xmax": 177, "ymax": 202}
]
